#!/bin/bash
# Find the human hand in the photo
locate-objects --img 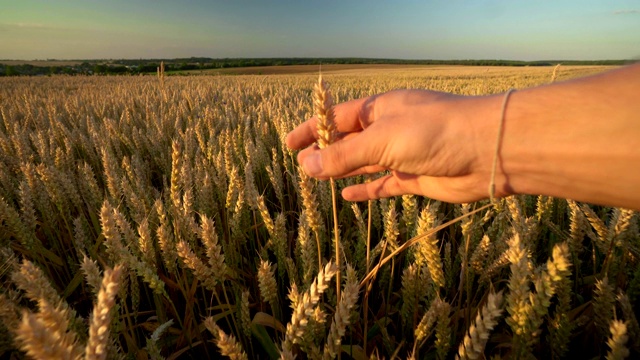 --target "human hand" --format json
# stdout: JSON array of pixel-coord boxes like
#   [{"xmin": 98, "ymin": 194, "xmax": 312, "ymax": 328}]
[{"xmin": 286, "ymin": 89, "xmax": 503, "ymax": 203}]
